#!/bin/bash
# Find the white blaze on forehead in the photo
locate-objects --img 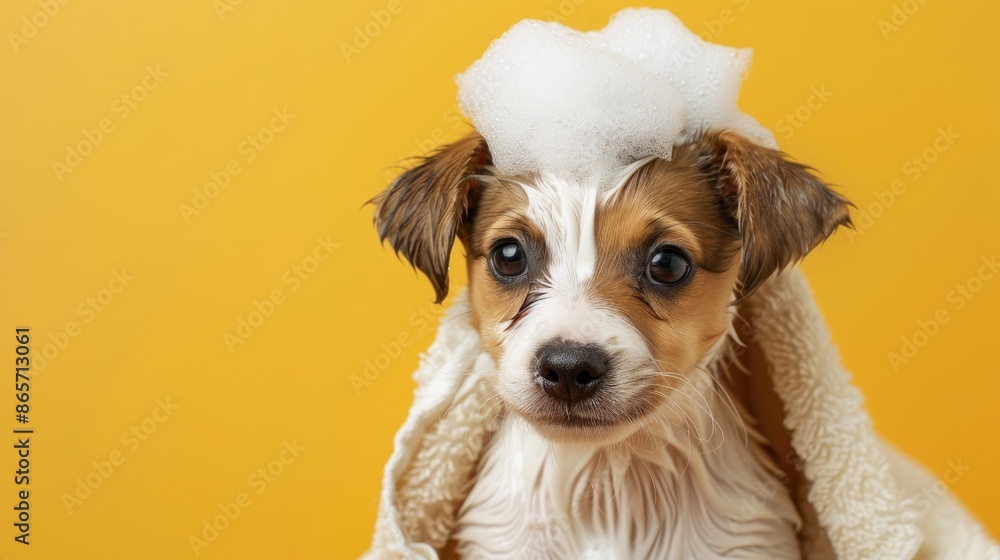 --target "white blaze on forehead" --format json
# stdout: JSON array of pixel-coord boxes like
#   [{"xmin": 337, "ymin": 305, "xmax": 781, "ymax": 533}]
[
  {"xmin": 576, "ymin": 187, "xmax": 598, "ymax": 282},
  {"xmin": 524, "ymin": 176, "xmax": 598, "ymax": 285},
  {"xmin": 518, "ymin": 159, "xmax": 657, "ymax": 293},
  {"xmin": 456, "ymin": 8, "xmax": 775, "ymax": 190}
]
